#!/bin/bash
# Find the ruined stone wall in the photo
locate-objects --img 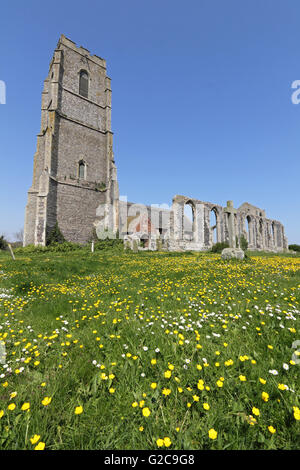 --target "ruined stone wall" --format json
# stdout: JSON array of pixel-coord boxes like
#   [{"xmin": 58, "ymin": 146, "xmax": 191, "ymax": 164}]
[{"xmin": 168, "ymin": 196, "xmax": 287, "ymax": 252}]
